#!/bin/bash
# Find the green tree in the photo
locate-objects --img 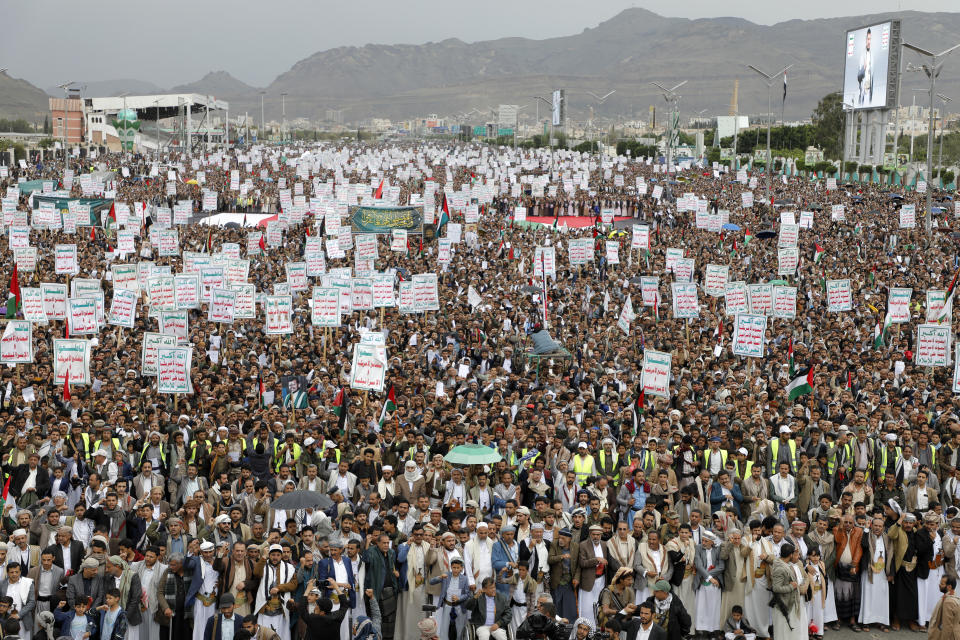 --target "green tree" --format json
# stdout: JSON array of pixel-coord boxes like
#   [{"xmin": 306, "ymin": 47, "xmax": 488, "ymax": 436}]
[
  {"xmin": 811, "ymin": 92, "xmax": 843, "ymax": 159},
  {"xmin": 43, "ymin": 116, "xmax": 50, "ymax": 134}
]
